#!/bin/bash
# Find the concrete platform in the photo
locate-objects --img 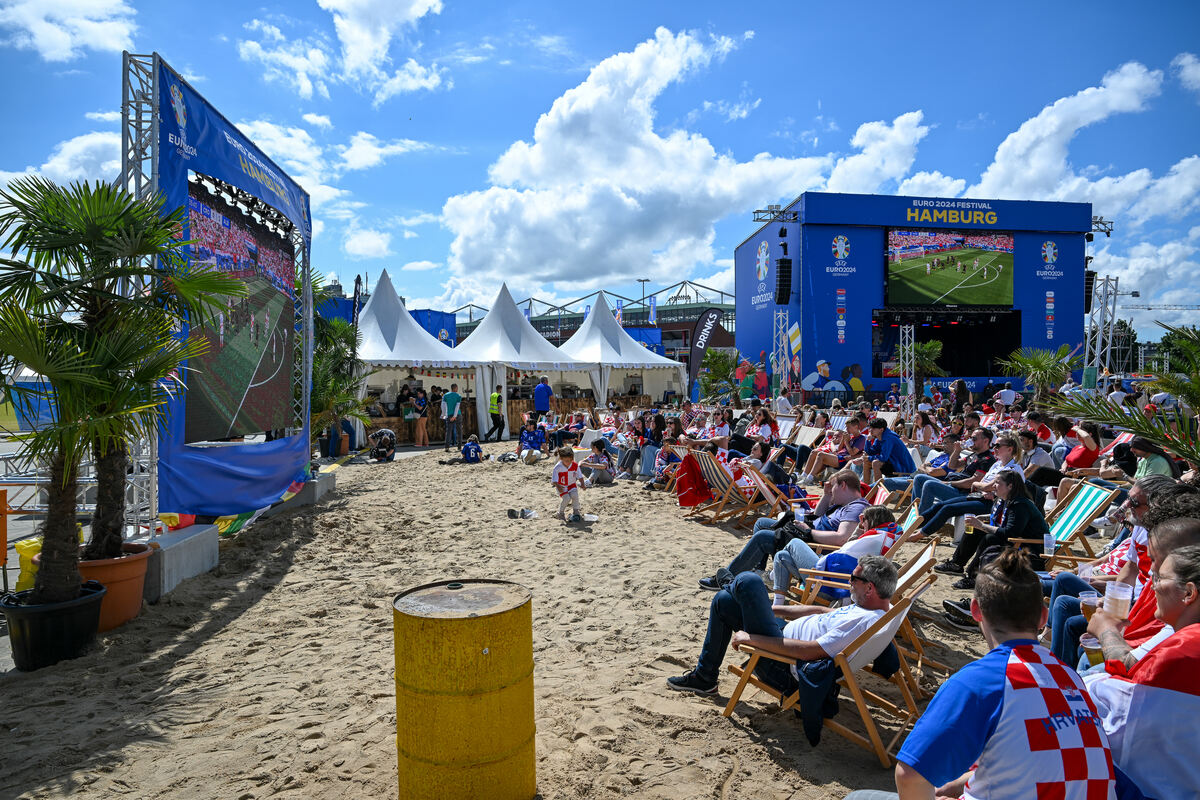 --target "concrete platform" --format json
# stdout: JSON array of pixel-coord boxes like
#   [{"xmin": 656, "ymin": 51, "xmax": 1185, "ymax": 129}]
[
  {"xmin": 261, "ymin": 470, "xmax": 336, "ymax": 519},
  {"xmin": 131, "ymin": 523, "xmax": 220, "ymax": 603}
]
